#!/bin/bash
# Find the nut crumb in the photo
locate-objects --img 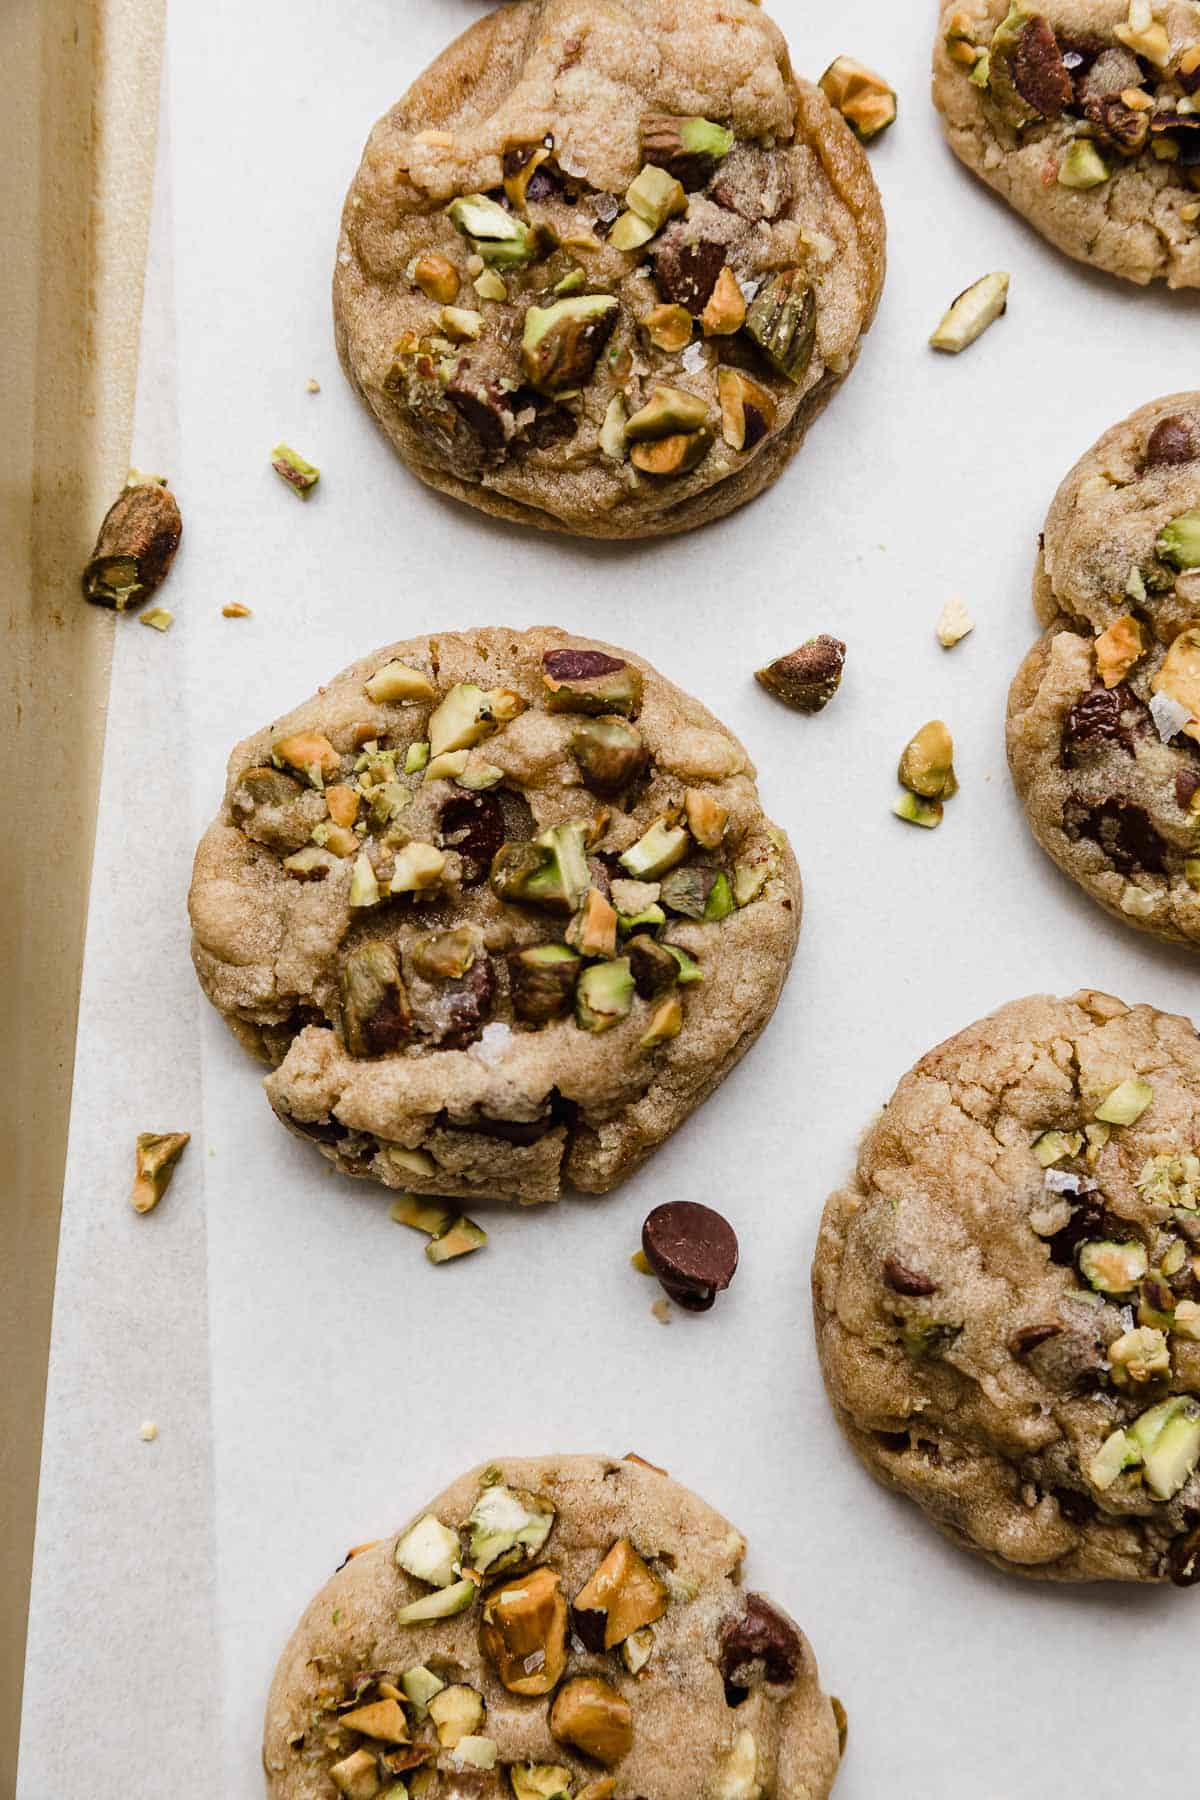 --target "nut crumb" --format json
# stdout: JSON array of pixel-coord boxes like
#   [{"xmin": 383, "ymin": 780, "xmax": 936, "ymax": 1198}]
[
  {"xmin": 131, "ymin": 1130, "xmax": 190, "ymax": 1213},
  {"xmin": 631, "ymin": 1249, "xmax": 653, "ymax": 1275},
  {"xmin": 936, "ymin": 597, "xmax": 974, "ymax": 648},
  {"xmin": 306, "ymin": 377, "xmax": 321, "ymax": 393},
  {"xmin": 139, "ymin": 608, "xmax": 174, "ymax": 632},
  {"xmin": 222, "ymin": 602, "xmax": 253, "ymax": 619},
  {"xmin": 139, "ymin": 1421, "xmax": 158, "ymax": 1441},
  {"xmin": 651, "ymin": 1297, "xmax": 672, "ymax": 1324}
]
